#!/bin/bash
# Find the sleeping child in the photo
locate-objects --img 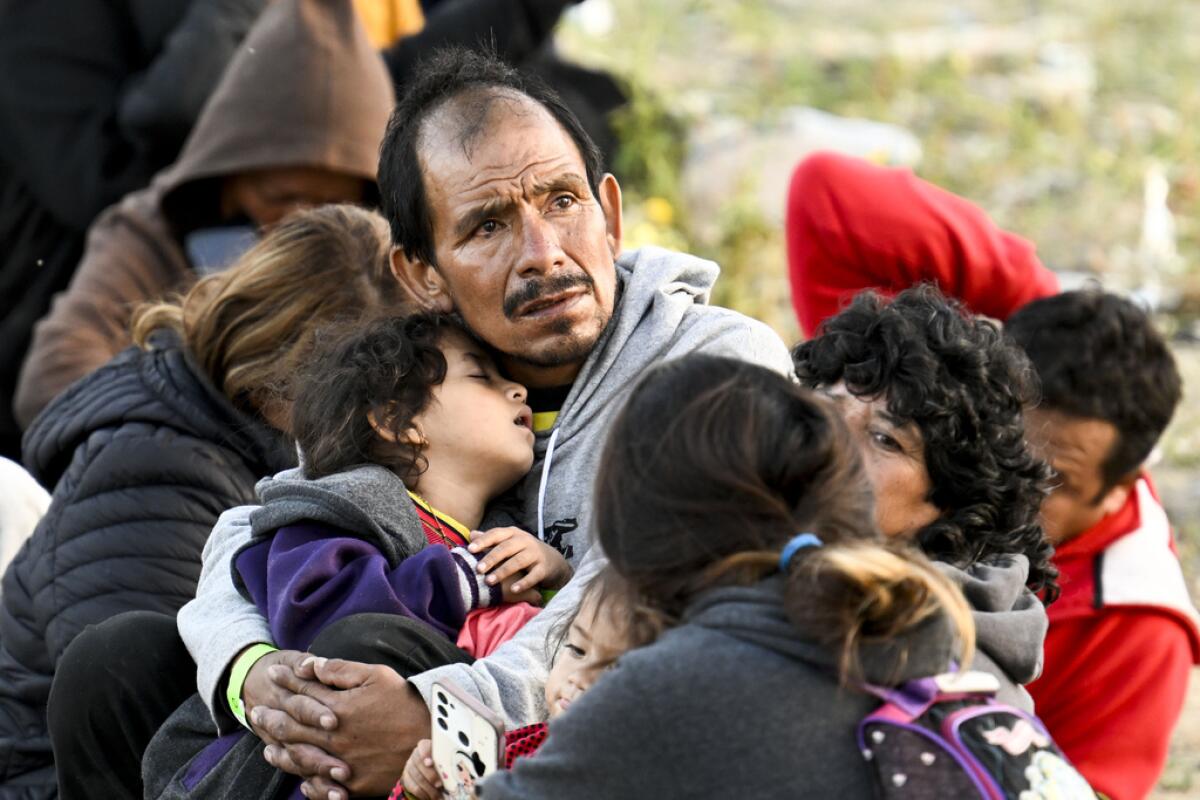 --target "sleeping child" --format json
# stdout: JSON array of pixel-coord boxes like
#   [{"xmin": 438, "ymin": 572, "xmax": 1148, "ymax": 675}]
[{"xmin": 235, "ymin": 311, "xmax": 574, "ymax": 659}]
